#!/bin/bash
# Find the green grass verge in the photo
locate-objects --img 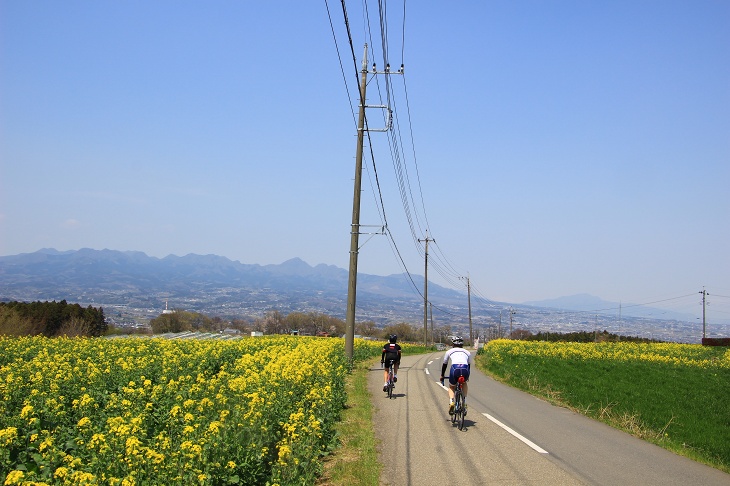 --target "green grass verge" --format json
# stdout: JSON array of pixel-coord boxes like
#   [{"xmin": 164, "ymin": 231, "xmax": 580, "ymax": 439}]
[
  {"xmin": 317, "ymin": 345, "xmax": 448, "ymax": 485},
  {"xmin": 477, "ymin": 340, "xmax": 730, "ymax": 473},
  {"xmin": 318, "ymin": 359, "xmax": 380, "ymax": 486}
]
